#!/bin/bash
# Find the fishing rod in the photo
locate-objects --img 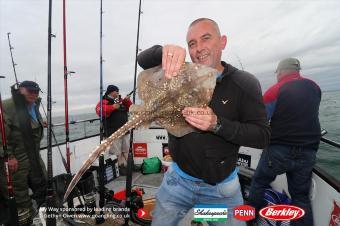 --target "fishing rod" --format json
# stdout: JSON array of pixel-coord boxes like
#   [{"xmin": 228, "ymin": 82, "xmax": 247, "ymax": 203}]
[
  {"xmin": 8, "ymin": 30, "xmax": 68, "ymax": 174},
  {"xmin": 127, "ymin": 87, "xmax": 137, "ymax": 97},
  {"xmin": 8, "ymin": 28, "xmax": 71, "ymax": 191},
  {"xmin": 8, "ymin": 18, "xmax": 70, "ymax": 218},
  {"xmin": 0, "ymin": 76, "xmax": 19, "ymax": 226},
  {"xmin": 7, "ymin": 33, "xmax": 19, "ymax": 87},
  {"xmin": 46, "ymin": 0, "xmax": 57, "ymax": 224},
  {"xmin": 132, "ymin": 0, "xmax": 142, "ymax": 104},
  {"xmin": 63, "ymin": 0, "xmax": 71, "ymax": 174},
  {"xmin": 116, "ymin": 88, "xmax": 137, "ymax": 103},
  {"xmin": 40, "ymin": 103, "xmax": 69, "ymax": 173},
  {"xmin": 99, "ymin": 0, "xmax": 104, "ymax": 143},
  {"xmin": 125, "ymin": 0, "xmax": 142, "ymax": 225},
  {"xmin": 62, "ymin": 0, "xmax": 76, "ymax": 211},
  {"xmin": 234, "ymin": 52, "xmax": 244, "ymax": 70},
  {"xmin": 41, "ymin": 103, "xmax": 86, "ymax": 211},
  {"xmin": 97, "ymin": 0, "xmax": 105, "ymax": 223}
]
